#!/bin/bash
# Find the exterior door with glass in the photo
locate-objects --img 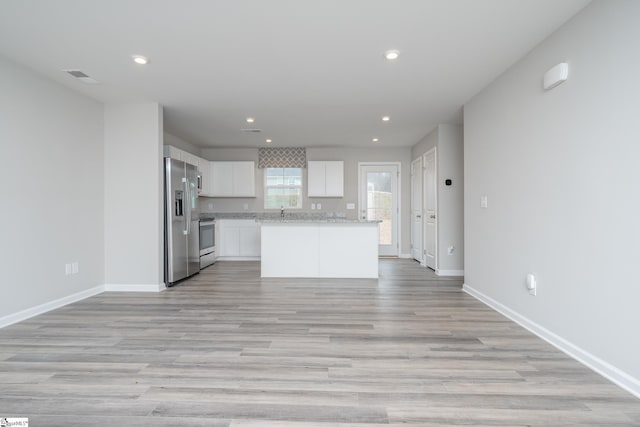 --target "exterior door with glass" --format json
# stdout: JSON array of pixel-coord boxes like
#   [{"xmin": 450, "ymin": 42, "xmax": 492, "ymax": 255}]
[{"xmin": 359, "ymin": 164, "xmax": 399, "ymax": 256}]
